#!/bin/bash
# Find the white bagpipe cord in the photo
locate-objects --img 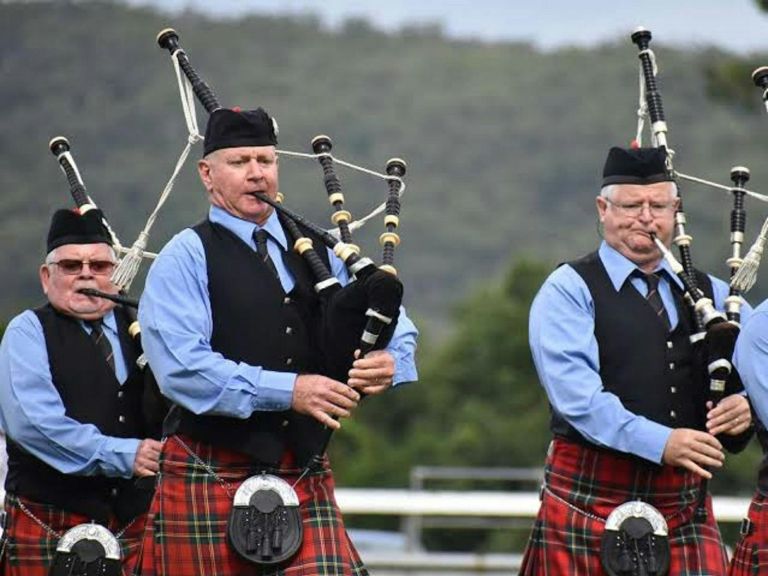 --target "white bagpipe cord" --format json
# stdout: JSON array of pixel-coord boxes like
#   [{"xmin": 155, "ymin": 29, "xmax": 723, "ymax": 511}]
[
  {"xmin": 111, "ymin": 51, "xmax": 201, "ymax": 291},
  {"xmin": 276, "ymin": 150, "xmax": 406, "ymax": 236}
]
